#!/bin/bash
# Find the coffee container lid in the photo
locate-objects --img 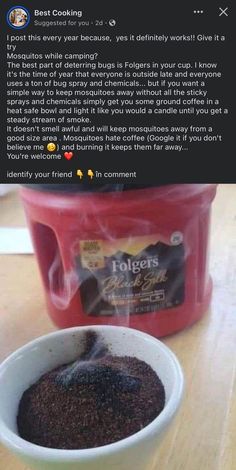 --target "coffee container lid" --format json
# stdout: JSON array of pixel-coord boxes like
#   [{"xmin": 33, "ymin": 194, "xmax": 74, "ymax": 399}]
[{"xmin": 22, "ymin": 184, "xmax": 168, "ymax": 193}]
